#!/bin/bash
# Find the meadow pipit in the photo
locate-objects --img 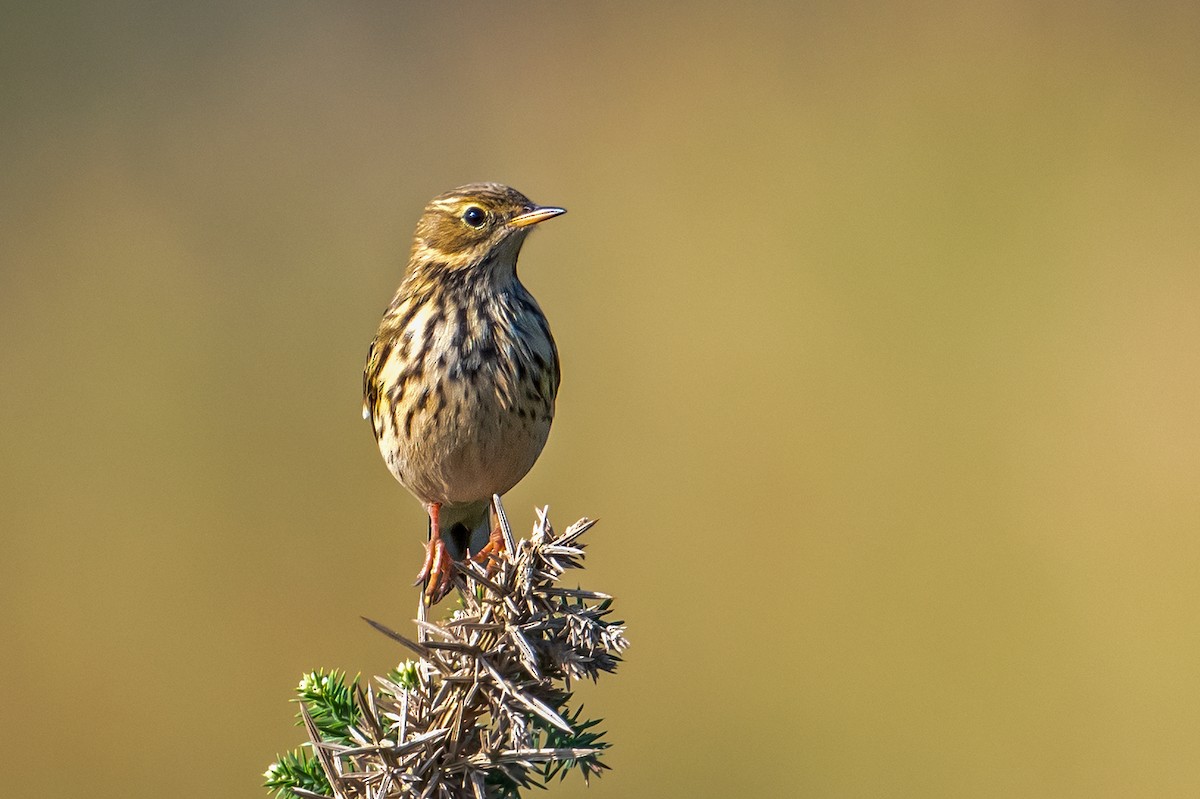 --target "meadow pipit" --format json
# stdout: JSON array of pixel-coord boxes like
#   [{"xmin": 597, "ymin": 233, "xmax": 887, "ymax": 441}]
[{"xmin": 363, "ymin": 183, "xmax": 565, "ymax": 602}]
